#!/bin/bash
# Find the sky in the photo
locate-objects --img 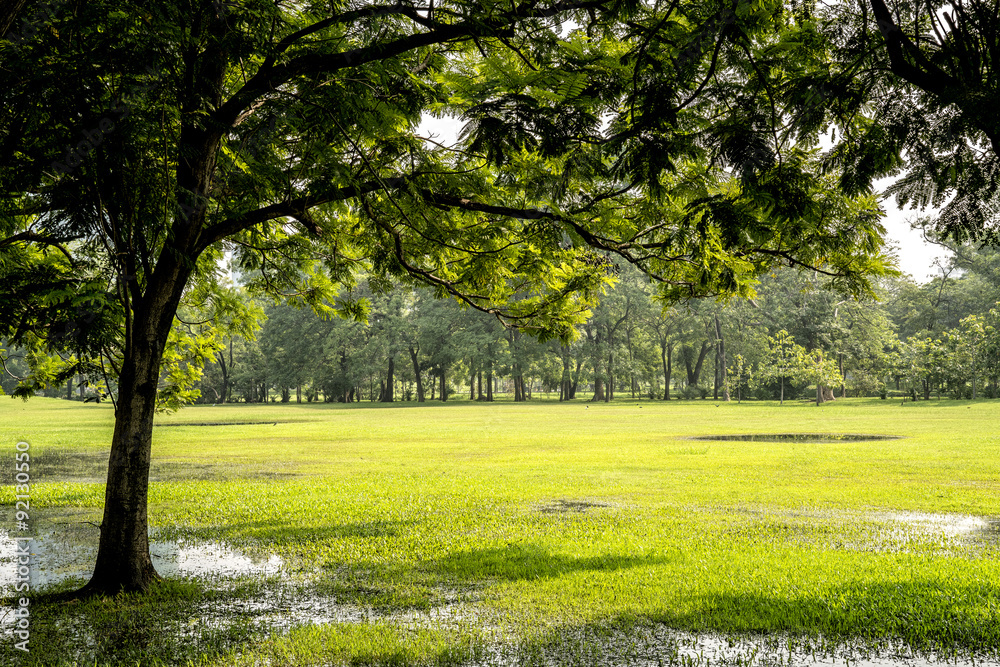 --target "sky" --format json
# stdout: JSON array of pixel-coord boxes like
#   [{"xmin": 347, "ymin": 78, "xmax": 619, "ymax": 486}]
[
  {"xmin": 416, "ymin": 116, "xmax": 949, "ymax": 286},
  {"xmin": 878, "ymin": 192, "xmax": 950, "ymax": 285}
]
